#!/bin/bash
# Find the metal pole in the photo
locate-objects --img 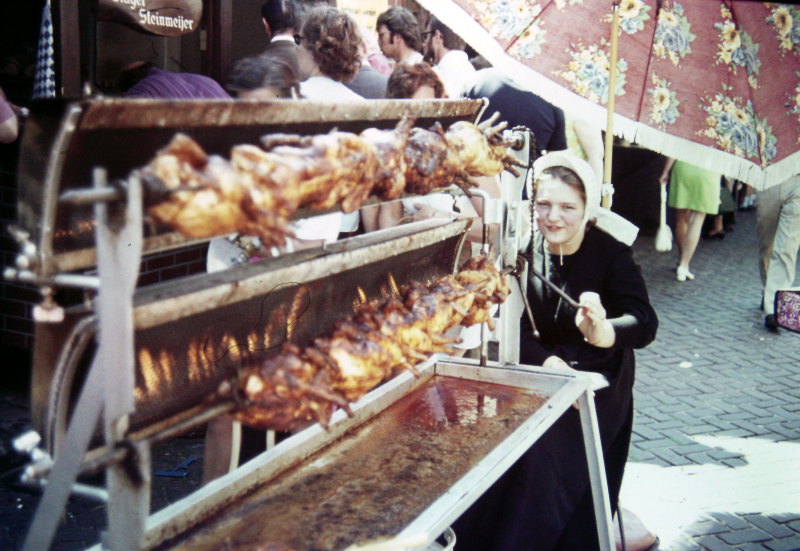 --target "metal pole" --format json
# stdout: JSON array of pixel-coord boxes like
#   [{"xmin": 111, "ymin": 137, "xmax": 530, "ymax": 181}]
[
  {"xmin": 469, "ymin": 189, "xmax": 492, "ymax": 366},
  {"xmin": 21, "ymin": 359, "xmax": 104, "ymax": 551},
  {"xmin": 95, "ymin": 169, "xmax": 148, "ymax": 551},
  {"xmin": 578, "ymin": 389, "xmax": 615, "ymax": 551},
  {"xmin": 602, "ymin": 2, "xmax": 620, "ymax": 210}
]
